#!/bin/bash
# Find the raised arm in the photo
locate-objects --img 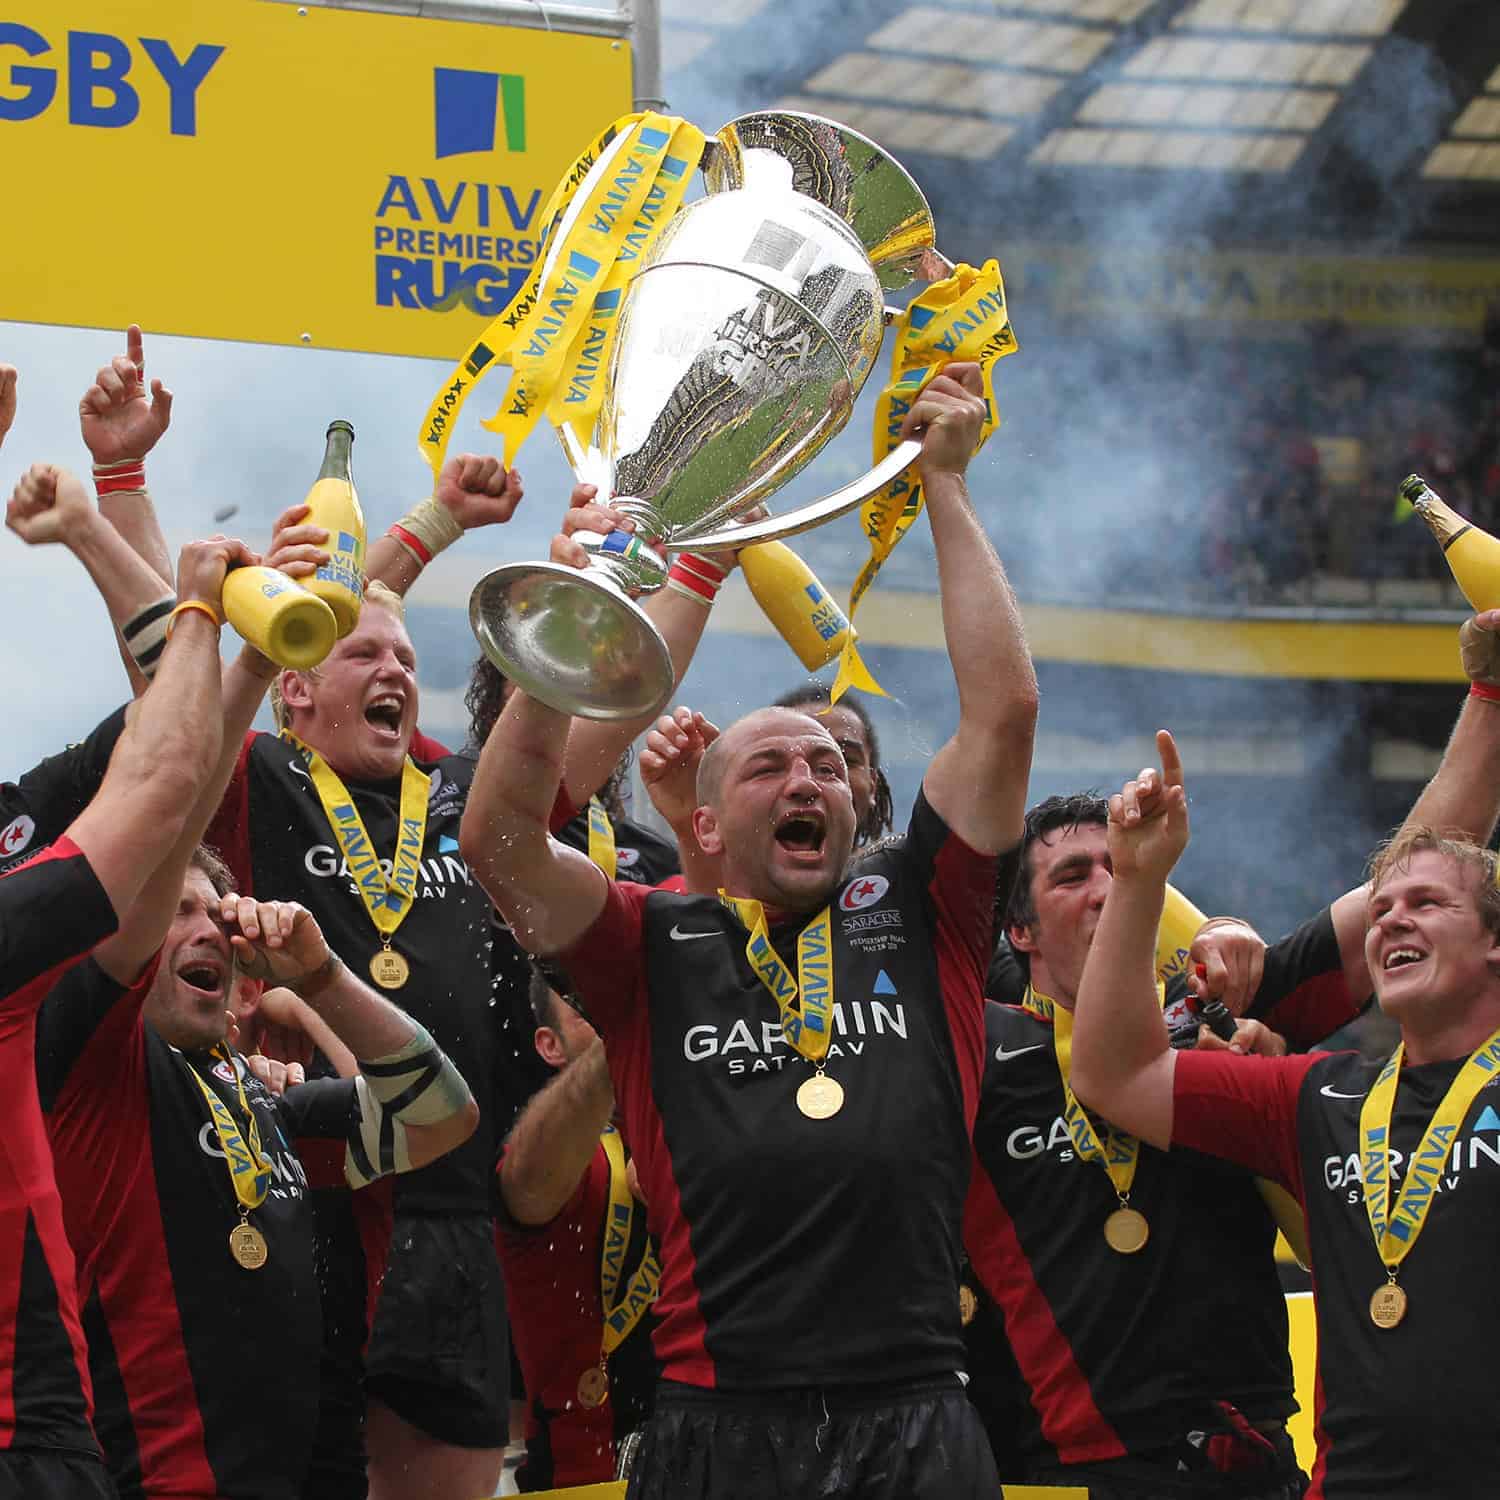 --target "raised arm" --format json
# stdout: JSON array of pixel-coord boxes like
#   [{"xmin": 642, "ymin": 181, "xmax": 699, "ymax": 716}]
[
  {"xmin": 0, "ymin": 363, "xmax": 15, "ymax": 451},
  {"xmin": 917, "ymin": 363, "xmax": 1039, "ymax": 854},
  {"xmin": 640, "ymin": 706, "xmax": 721, "ymax": 894},
  {"xmin": 459, "ymin": 688, "xmax": 608, "ymax": 954},
  {"xmin": 499, "ymin": 1039, "xmax": 614, "ymax": 1226},
  {"xmin": 1070, "ymin": 730, "xmax": 1189, "ymax": 1149},
  {"xmin": 222, "ymin": 895, "xmax": 479, "ymax": 1175}
]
